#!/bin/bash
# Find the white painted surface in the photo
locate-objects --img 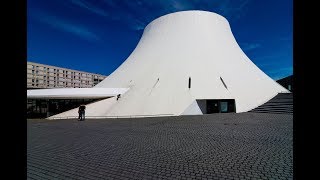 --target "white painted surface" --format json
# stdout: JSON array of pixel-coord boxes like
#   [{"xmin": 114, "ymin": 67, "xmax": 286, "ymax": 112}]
[
  {"xmin": 94, "ymin": 10, "xmax": 289, "ymax": 116},
  {"xmin": 27, "ymin": 88, "xmax": 129, "ymax": 99},
  {"xmin": 181, "ymin": 100, "xmax": 203, "ymax": 115}
]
